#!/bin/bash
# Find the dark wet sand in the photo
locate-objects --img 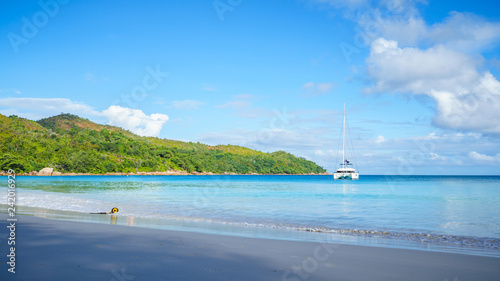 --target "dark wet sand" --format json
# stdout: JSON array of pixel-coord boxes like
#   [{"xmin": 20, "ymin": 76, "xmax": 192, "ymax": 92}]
[{"xmin": 0, "ymin": 214, "xmax": 499, "ymax": 281}]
